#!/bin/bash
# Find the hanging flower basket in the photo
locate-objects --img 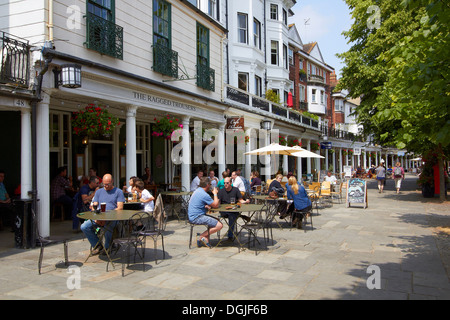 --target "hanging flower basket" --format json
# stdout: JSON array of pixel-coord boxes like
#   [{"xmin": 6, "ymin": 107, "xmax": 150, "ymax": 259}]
[
  {"xmin": 342, "ymin": 149, "xmax": 348, "ymax": 156},
  {"xmin": 279, "ymin": 136, "xmax": 287, "ymax": 146},
  {"xmin": 72, "ymin": 104, "xmax": 120, "ymax": 137},
  {"xmin": 152, "ymin": 114, "xmax": 183, "ymax": 140},
  {"xmin": 310, "ymin": 142, "xmax": 320, "ymax": 152},
  {"xmin": 287, "ymin": 138, "xmax": 302, "ymax": 147}
]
